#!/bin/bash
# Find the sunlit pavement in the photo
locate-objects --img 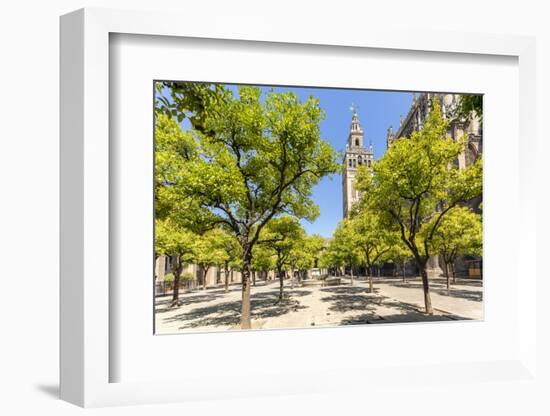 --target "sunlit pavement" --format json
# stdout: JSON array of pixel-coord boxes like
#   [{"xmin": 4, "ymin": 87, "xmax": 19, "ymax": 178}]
[{"xmin": 155, "ymin": 276, "xmax": 483, "ymax": 334}]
